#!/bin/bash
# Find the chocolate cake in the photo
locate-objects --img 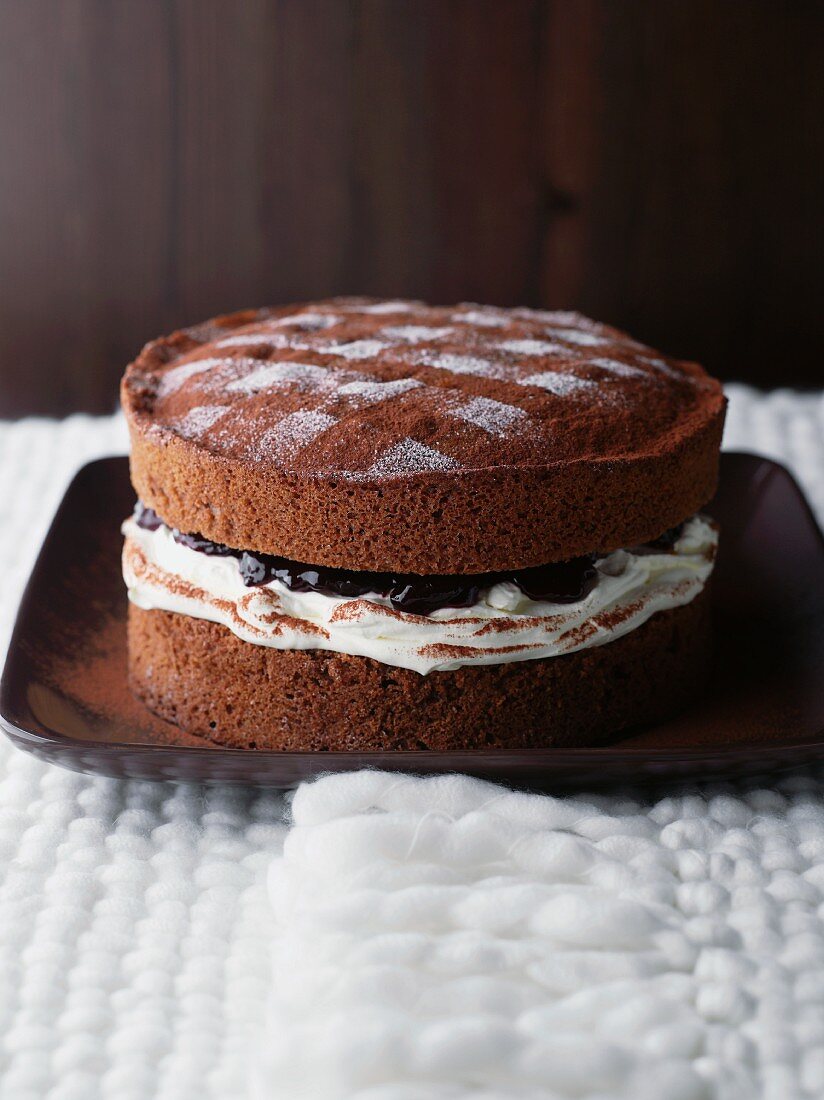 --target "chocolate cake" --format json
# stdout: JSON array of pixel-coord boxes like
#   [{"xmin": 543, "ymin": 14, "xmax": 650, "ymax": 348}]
[{"xmin": 121, "ymin": 298, "xmax": 725, "ymax": 750}]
